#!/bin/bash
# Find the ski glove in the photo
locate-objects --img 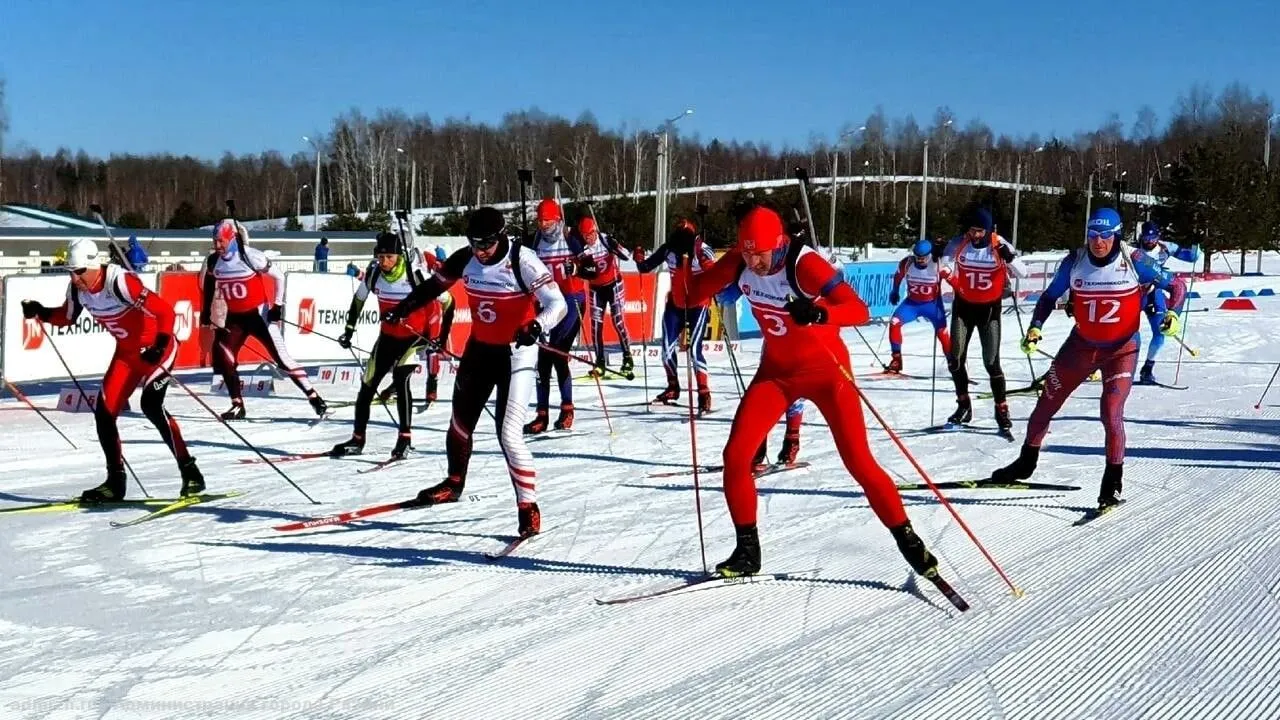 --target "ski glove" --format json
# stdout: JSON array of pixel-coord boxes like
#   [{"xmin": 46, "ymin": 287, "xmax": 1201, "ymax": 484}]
[
  {"xmin": 1159, "ymin": 311, "xmax": 1180, "ymax": 337},
  {"xmin": 20, "ymin": 300, "xmax": 49, "ymax": 320},
  {"xmin": 267, "ymin": 305, "xmax": 283, "ymax": 323},
  {"xmin": 1020, "ymin": 327, "xmax": 1042, "ymax": 355},
  {"xmin": 140, "ymin": 334, "xmax": 171, "ymax": 365},
  {"xmin": 784, "ymin": 297, "xmax": 827, "ymax": 325},
  {"xmin": 515, "ymin": 320, "xmax": 543, "ymax": 347},
  {"xmin": 338, "ymin": 326, "xmax": 354, "ymax": 350},
  {"xmin": 889, "ymin": 289, "xmax": 900, "ymax": 305}
]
